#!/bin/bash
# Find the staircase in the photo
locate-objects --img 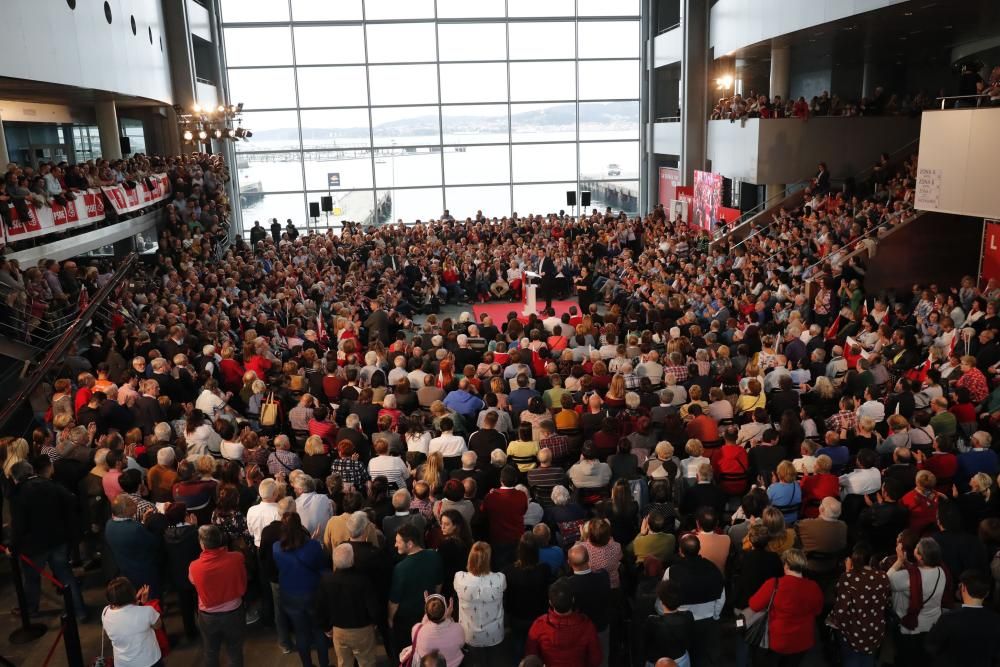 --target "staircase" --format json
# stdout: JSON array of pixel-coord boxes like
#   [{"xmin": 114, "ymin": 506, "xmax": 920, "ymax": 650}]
[{"xmin": 0, "ymin": 254, "xmax": 140, "ymax": 437}]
